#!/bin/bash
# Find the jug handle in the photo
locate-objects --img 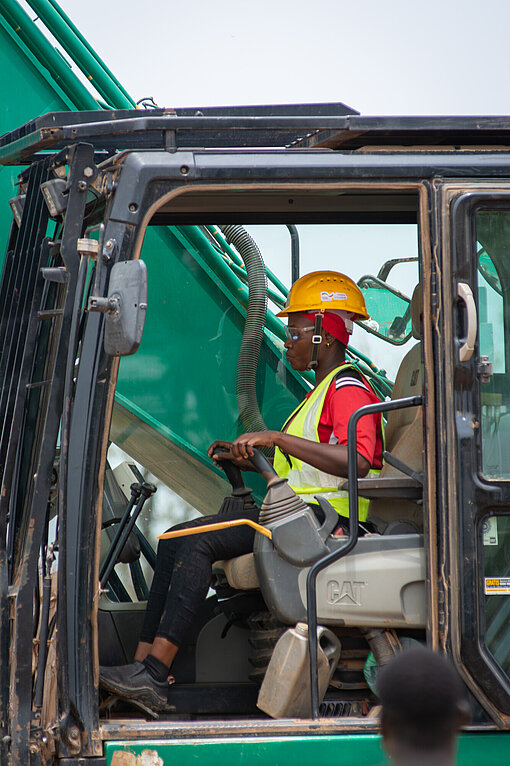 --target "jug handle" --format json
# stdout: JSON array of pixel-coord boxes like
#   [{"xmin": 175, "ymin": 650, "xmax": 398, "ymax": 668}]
[{"xmin": 318, "ymin": 627, "xmax": 342, "ymax": 683}]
